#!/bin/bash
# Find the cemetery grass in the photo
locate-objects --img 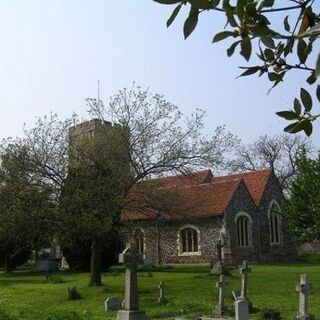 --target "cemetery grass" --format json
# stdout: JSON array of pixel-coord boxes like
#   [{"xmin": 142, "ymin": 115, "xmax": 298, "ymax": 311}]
[{"xmin": 0, "ymin": 261, "xmax": 319, "ymax": 319}]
